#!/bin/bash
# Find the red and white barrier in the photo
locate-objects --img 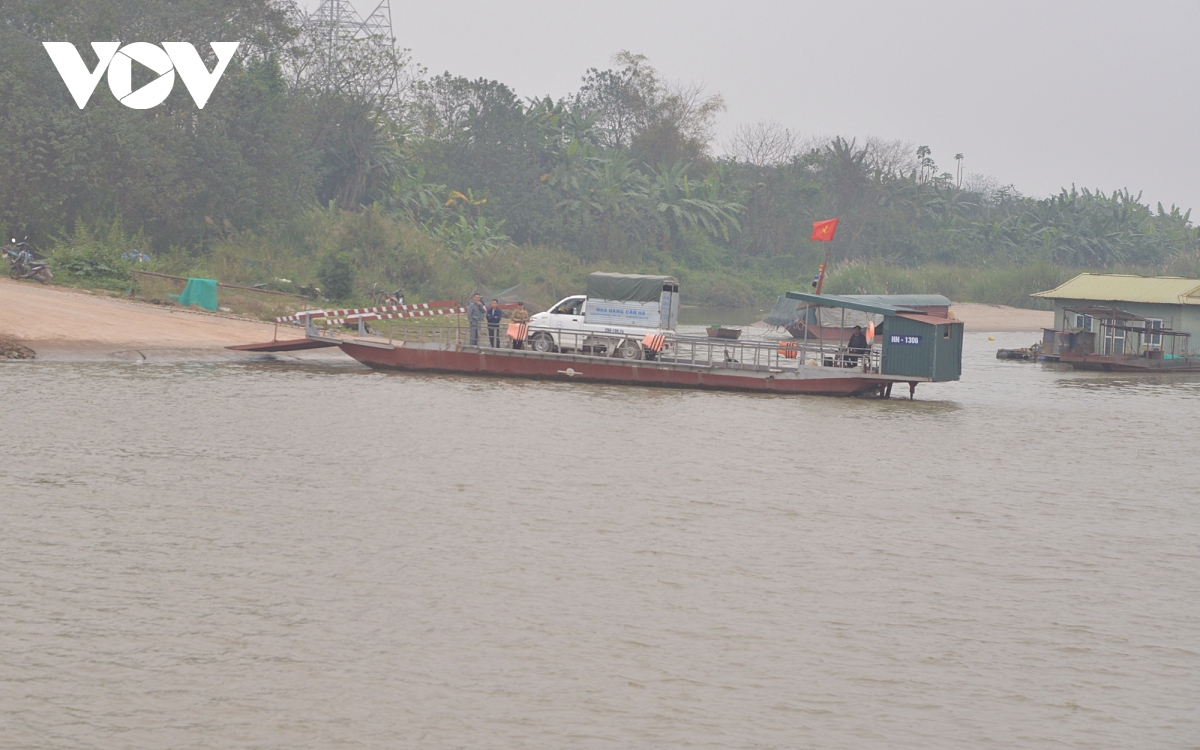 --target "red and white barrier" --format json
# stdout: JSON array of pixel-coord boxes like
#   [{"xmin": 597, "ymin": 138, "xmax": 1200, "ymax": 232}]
[
  {"xmin": 277, "ymin": 300, "xmax": 457, "ymax": 324},
  {"xmin": 326, "ymin": 307, "xmax": 467, "ymax": 325}
]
